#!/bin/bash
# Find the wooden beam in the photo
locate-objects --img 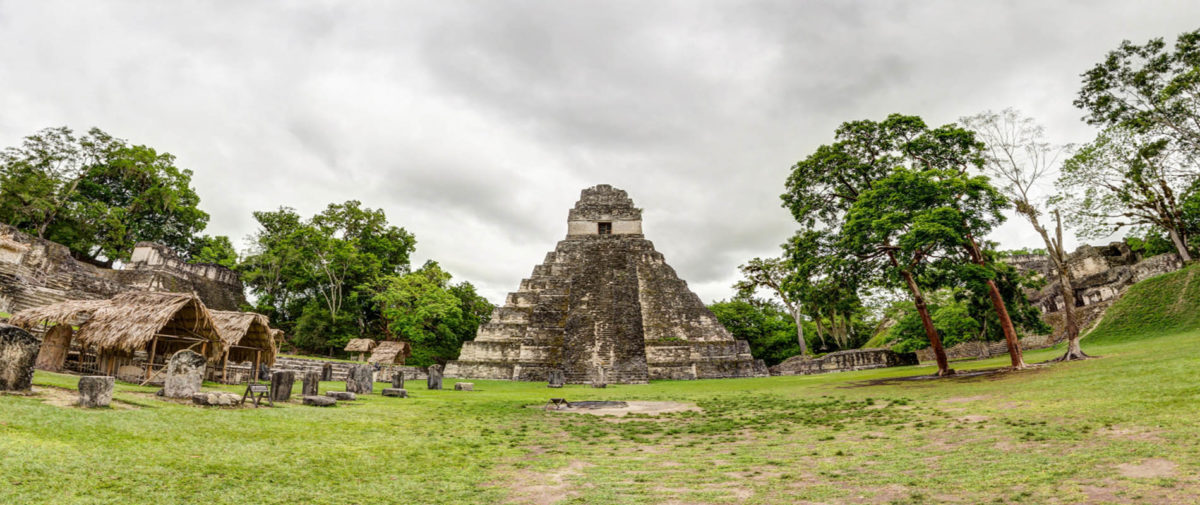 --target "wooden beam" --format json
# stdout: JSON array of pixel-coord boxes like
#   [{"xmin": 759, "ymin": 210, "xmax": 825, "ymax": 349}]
[{"xmin": 145, "ymin": 335, "xmax": 159, "ymax": 382}]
